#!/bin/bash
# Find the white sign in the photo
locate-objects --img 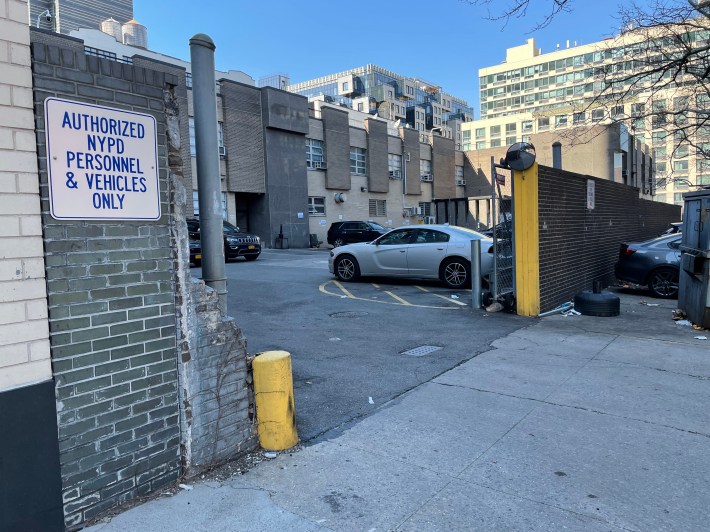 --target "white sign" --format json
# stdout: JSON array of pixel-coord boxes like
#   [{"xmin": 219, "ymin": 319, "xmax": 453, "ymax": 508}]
[
  {"xmin": 587, "ymin": 179, "xmax": 595, "ymax": 210},
  {"xmin": 44, "ymin": 98, "xmax": 160, "ymax": 220}
]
